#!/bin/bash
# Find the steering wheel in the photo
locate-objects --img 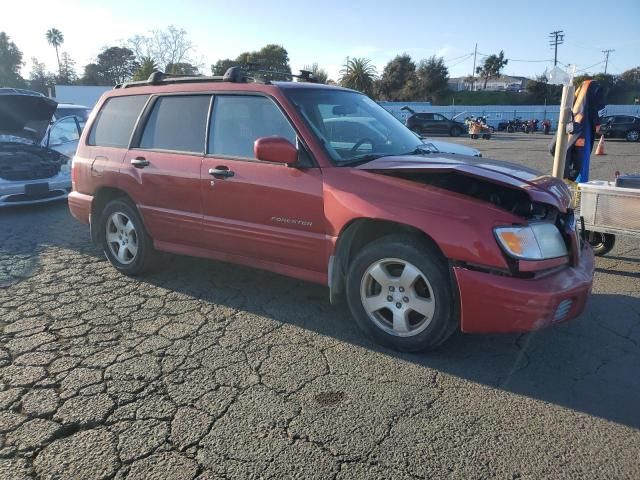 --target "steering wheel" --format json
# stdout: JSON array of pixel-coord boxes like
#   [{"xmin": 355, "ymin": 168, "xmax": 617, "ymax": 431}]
[{"xmin": 351, "ymin": 138, "xmax": 375, "ymax": 152}]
